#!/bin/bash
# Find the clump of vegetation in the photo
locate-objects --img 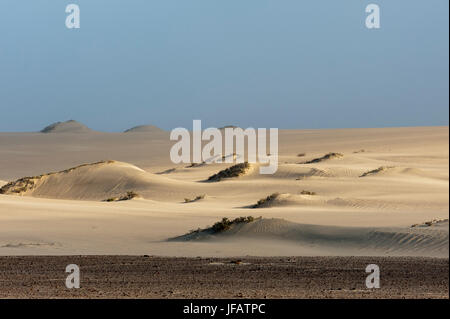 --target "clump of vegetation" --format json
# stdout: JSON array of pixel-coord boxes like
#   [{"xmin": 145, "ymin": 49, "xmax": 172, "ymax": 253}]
[
  {"xmin": 212, "ymin": 216, "xmax": 258, "ymax": 233},
  {"xmin": 168, "ymin": 216, "xmax": 261, "ymax": 241},
  {"xmin": 207, "ymin": 162, "xmax": 251, "ymax": 182},
  {"xmin": 119, "ymin": 191, "xmax": 139, "ymax": 201},
  {"xmin": 353, "ymin": 149, "xmax": 366, "ymax": 153},
  {"xmin": 300, "ymin": 190, "xmax": 316, "ymax": 195},
  {"xmin": 184, "ymin": 194, "xmax": 206, "ymax": 203},
  {"xmin": 104, "ymin": 191, "xmax": 140, "ymax": 202},
  {"xmin": 251, "ymin": 193, "xmax": 281, "ymax": 208},
  {"xmin": 297, "ymin": 153, "xmax": 306, "ymax": 157},
  {"xmin": 302, "ymin": 152, "xmax": 343, "ymax": 164},
  {"xmin": 0, "ymin": 176, "xmax": 40, "ymax": 194},
  {"xmin": 360, "ymin": 166, "xmax": 394, "ymax": 177},
  {"xmin": 411, "ymin": 218, "xmax": 448, "ymax": 228}
]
